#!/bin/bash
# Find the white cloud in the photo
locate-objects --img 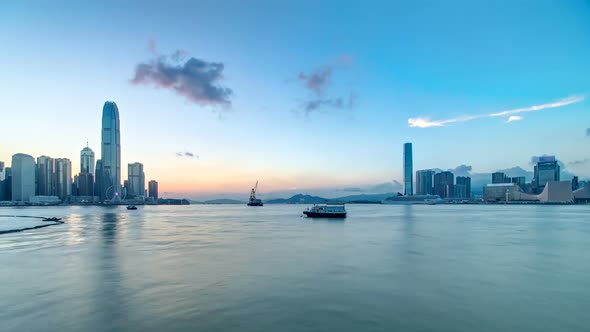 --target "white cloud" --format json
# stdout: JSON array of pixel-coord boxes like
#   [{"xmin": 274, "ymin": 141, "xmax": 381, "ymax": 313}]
[
  {"xmin": 408, "ymin": 95, "xmax": 585, "ymax": 128},
  {"xmin": 506, "ymin": 115, "xmax": 523, "ymax": 123},
  {"xmin": 407, "ymin": 117, "xmax": 444, "ymax": 128}
]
